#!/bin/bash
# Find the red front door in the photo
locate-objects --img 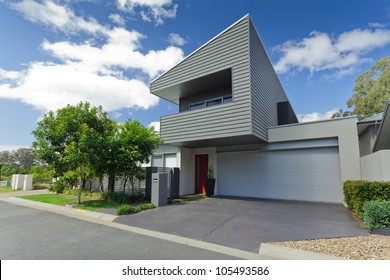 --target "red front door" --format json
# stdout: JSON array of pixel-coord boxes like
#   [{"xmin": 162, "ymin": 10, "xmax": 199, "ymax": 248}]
[{"xmin": 195, "ymin": 154, "xmax": 208, "ymax": 194}]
